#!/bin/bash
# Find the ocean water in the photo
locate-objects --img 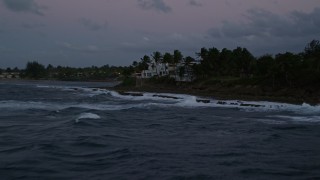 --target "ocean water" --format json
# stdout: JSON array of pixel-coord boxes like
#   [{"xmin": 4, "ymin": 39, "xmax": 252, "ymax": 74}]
[{"xmin": 0, "ymin": 80, "xmax": 320, "ymax": 180}]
